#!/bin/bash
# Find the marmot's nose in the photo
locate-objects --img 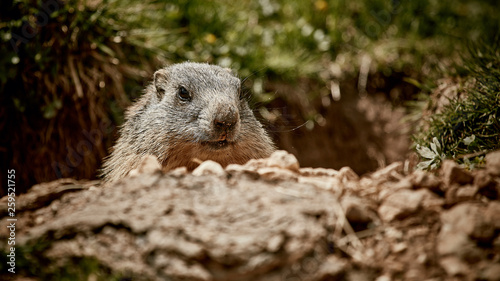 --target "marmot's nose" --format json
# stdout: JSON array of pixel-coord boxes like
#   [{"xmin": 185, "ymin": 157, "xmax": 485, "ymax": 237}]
[
  {"xmin": 213, "ymin": 106, "xmax": 238, "ymax": 132},
  {"xmin": 214, "ymin": 119, "xmax": 235, "ymax": 130}
]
